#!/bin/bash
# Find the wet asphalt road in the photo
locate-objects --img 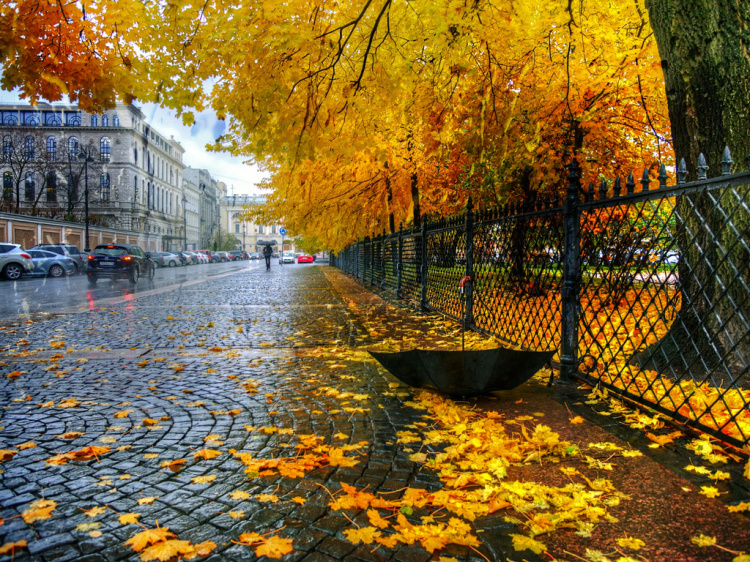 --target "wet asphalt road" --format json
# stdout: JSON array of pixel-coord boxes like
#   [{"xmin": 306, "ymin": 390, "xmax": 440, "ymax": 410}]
[{"xmin": 0, "ymin": 260, "xmax": 277, "ymax": 321}]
